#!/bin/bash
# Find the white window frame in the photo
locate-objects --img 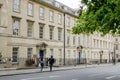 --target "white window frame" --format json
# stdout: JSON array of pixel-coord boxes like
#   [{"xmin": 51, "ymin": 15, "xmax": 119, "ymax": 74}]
[
  {"xmin": 49, "ymin": 11, "xmax": 54, "ymax": 22},
  {"xmin": 12, "ymin": 47, "xmax": 18, "ymax": 62},
  {"xmin": 68, "ymin": 50, "xmax": 70, "ymax": 59},
  {"xmin": 55, "ymin": 2, "xmax": 60, "ymax": 8},
  {"xmin": 58, "ymin": 49, "xmax": 62, "ymax": 58},
  {"xmin": 67, "ymin": 17, "xmax": 70, "ymax": 26},
  {"xmin": 73, "ymin": 36, "xmax": 76, "ymax": 45},
  {"xmin": 58, "ymin": 49, "xmax": 62, "ymax": 64},
  {"xmin": 39, "ymin": 24, "xmax": 44, "ymax": 39},
  {"xmin": 50, "ymin": 49, "xmax": 53, "ymax": 56},
  {"xmin": 27, "ymin": 48, "xmax": 32, "ymax": 58},
  {"xmin": 116, "ymin": 45, "xmax": 118, "ymax": 50},
  {"xmin": 78, "ymin": 37, "xmax": 80, "ymax": 45},
  {"xmin": 58, "ymin": 14, "xmax": 62, "ymax": 24},
  {"xmin": 72, "ymin": 19, "xmax": 75, "ymax": 26},
  {"xmin": 27, "ymin": 22, "xmax": 33, "ymax": 37},
  {"xmin": 58, "ymin": 29, "xmax": 62, "ymax": 41},
  {"xmin": 74, "ymin": 50, "xmax": 76, "ymax": 59},
  {"xmin": 67, "ymin": 31, "xmax": 70, "ymax": 45},
  {"xmin": 28, "ymin": 2, "xmax": 33, "ymax": 16},
  {"xmin": 67, "ymin": 36, "xmax": 70, "ymax": 45},
  {"xmin": 40, "ymin": 7, "xmax": 44, "ymax": 19},
  {"xmin": 13, "ymin": 19, "xmax": 20, "ymax": 36},
  {"xmin": 49, "ymin": 27, "xmax": 54, "ymax": 40},
  {"xmin": 13, "ymin": 0, "xmax": 20, "ymax": 12}
]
